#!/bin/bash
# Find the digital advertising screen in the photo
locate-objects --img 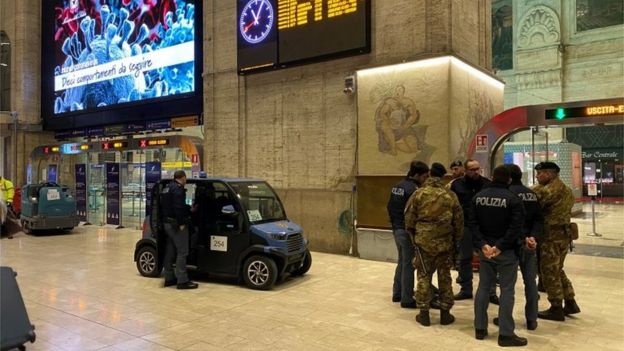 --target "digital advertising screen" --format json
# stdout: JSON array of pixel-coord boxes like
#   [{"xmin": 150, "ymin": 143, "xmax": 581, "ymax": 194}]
[
  {"xmin": 42, "ymin": 0, "xmax": 203, "ymax": 130},
  {"xmin": 237, "ymin": 0, "xmax": 371, "ymax": 74}
]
